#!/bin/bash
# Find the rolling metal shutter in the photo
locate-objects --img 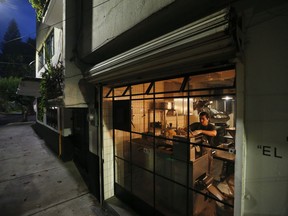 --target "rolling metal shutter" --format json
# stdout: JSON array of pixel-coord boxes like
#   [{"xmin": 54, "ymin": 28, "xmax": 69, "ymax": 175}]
[{"xmin": 87, "ymin": 8, "xmax": 240, "ymax": 86}]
